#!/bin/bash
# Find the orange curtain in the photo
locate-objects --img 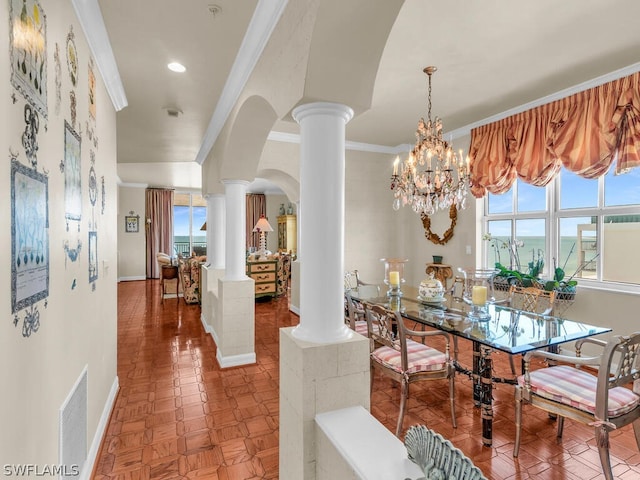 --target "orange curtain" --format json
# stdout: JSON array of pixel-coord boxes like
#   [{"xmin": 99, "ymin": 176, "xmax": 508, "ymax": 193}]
[
  {"xmin": 146, "ymin": 188, "xmax": 174, "ymax": 278},
  {"xmin": 469, "ymin": 71, "xmax": 640, "ymax": 197},
  {"xmin": 246, "ymin": 194, "xmax": 266, "ymax": 250}
]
